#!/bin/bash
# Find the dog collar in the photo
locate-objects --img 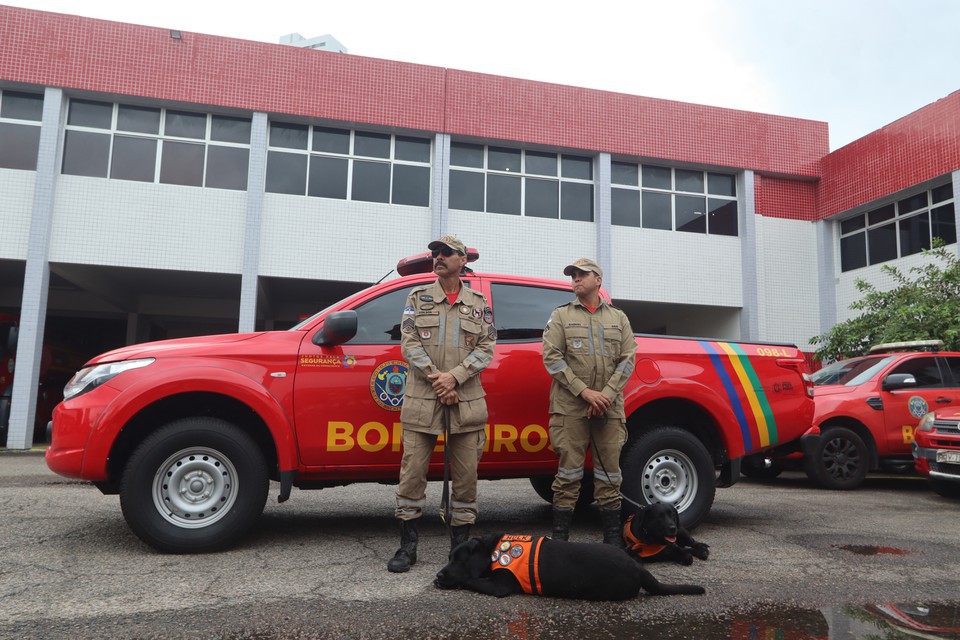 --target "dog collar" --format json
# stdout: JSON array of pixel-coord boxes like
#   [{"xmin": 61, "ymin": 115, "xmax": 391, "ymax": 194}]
[{"xmin": 622, "ymin": 515, "xmax": 667, "ymax": 558}]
